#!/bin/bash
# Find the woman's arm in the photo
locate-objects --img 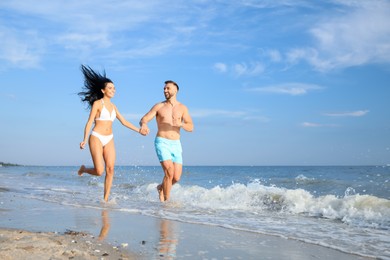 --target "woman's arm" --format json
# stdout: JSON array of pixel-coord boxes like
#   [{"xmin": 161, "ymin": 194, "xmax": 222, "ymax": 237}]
[
  {"xmin": 80, "ymin": 101, "xmax": 99, "ymax": 149},
  {"xmin": 115, "ymin": 105, "xmax": 145, "ymax": 135}
]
